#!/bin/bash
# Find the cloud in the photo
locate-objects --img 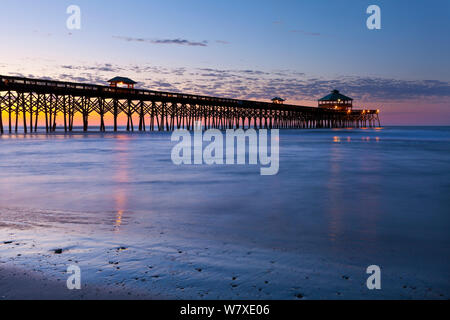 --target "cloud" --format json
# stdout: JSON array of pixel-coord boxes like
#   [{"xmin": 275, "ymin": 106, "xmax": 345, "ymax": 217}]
[
  {"xmin": 4, "ymin": 62, "xmax": 448, "ymax": 105},
  {"xmin": 113, "ymin": 36, "xmax": 208, "ymax": 47},
  {"xmin": 152, "ymin": 39, "xmax": 208, "ymax": 46},
  {"xmin": 57, "ymin": 73, "xmax": 107, "ymax": 84},
  {"xmin": 9, "ymin": 72, "xmax": 25, "ymax": 77},
  {"xmin": 174, "ymin": 73, "xmax": 450, "ymax": 103},
  {"xmin": 61, "ymin": 63, "xmax": 119, "ymax": 73}
]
